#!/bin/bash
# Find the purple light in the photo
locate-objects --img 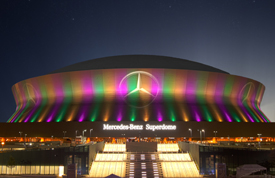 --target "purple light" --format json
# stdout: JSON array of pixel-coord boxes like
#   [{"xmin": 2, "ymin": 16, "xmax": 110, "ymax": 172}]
[
  {"xmin": 224, "ymin": 112, "xmax": 232, "ymax": 122},
  {"xmin": 117, "ymin": 111, "xmax": 122, "ymax": 122},
  {"xmin": 238, "ymin": 100, "xmax": 254, "ymax": 122},
  {"xmin": 47, "ymin": 115, "xmax": 53, "ymax": 122},
  {"xmin": 82, "ymin": 72, "xmax": 93, "ymax": 102},
  {"xmin": 79, "ymin": 113, "xmax": 85, "ymax": 122},
  {"xmin": 157, "ymin": 111, "xmax": 162, "ymax": 122},
  {"xmin": 195, "ymin": 111, "xmax": 201, "ymax": 122}
]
